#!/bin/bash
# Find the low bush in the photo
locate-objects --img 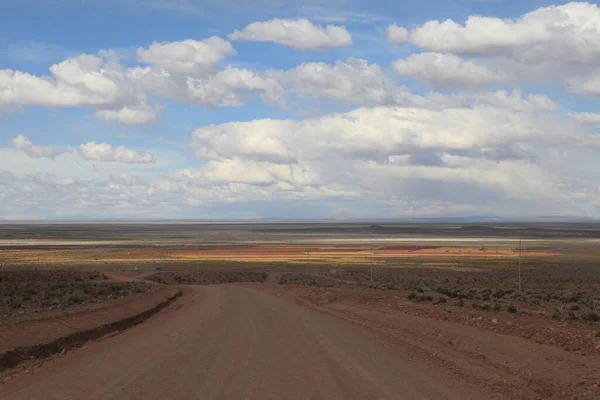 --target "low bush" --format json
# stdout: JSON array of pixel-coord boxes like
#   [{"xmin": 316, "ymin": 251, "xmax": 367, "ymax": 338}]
[
  {"xmin": 568, "ymin": 312, "xmax": 578, "ymax": 320},
  {"xmin": 582, "ymin": 312, "xmax": 600, "ymax": 322},
  {"xmin": 433, "ymin": 296, "xmax": 447, "ymax": 305}
]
